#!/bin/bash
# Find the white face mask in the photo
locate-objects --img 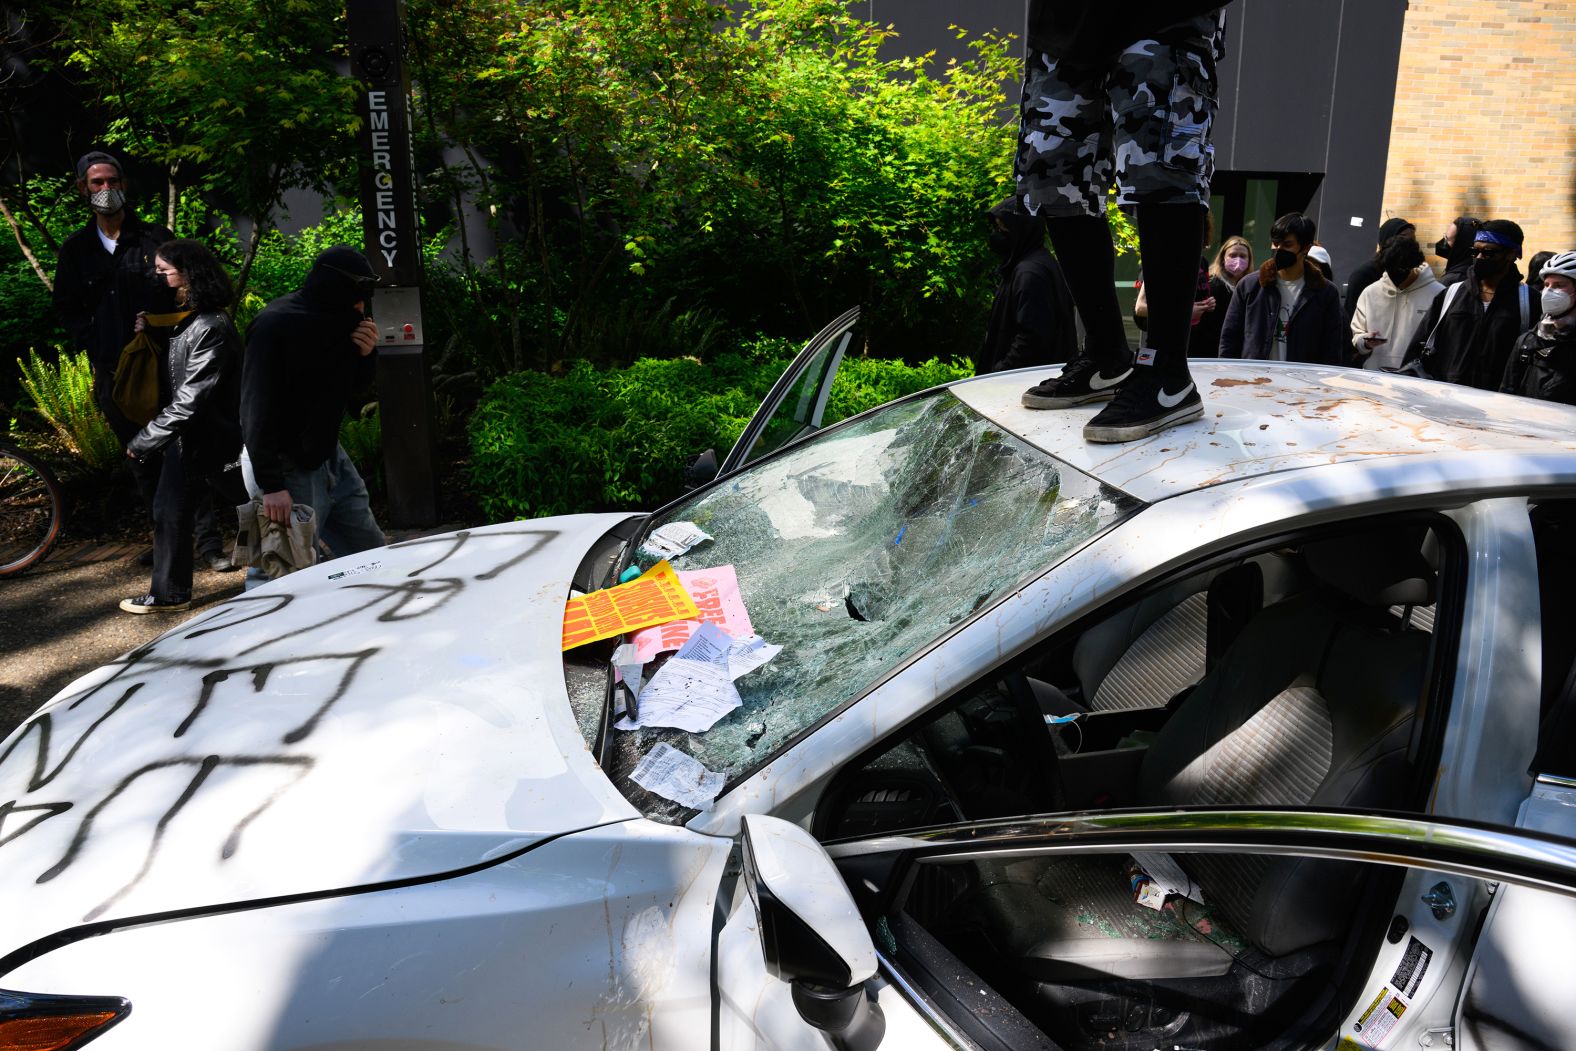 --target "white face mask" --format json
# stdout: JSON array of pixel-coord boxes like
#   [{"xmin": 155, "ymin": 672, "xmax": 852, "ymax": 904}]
[
  {"xmin": 1543, "ymin": 287, "xmax": 1575, "ymax": 319},
  {"xmin": 88, "ymin": 187, "xmax": 126, "ymax": 215}
]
